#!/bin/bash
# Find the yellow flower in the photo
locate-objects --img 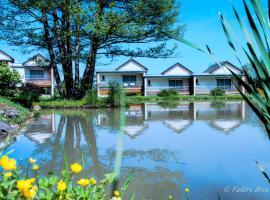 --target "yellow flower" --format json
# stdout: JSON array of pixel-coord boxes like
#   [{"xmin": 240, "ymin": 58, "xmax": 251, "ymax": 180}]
[
  {"xmin": 32, "ymin": 165, "xmax": 39, "ymax": 170},
  {"xmin": 57, "ymin": 180, "xmax": 67, "ymax": 191},
  {"xmin": 70, "ymin": 163, "xmax": 82, "ymax": 173},
  {"xmin": 4, "ymin": 172, "xmax": 12, "ymax": 177},
  {"xmin": 89, "ymin": 177, "xmax": 97, "ymax": 185},
  {"xmin": 77, "ymin": 179, "xmax": 90, "ymax": 187},
  {"xmin": 23, "ymin": 188, "xmax": 36, "ymax": 199},
  {"xmin": 114, "ymin": 190, "xmax": 120, "ymax": 197},
  {"xmin": 1, "ymin": 156, "xmax": 16, "ymax": 171},
  {"xmin": 0, "ymin": 155, "xmax": 9, "ymax": 166},
  {"xmin": 32, "ymin": 185, "xmax": 38, "ymax": 191},
  {"xmin": 28, "ymin": 178, "xmax": 36, "ymax": 184},
  {"xmin": 185, "ymin": 188, "xmax": 190, "ymax": 193},
  {"xmin": 17, "ymin": 180, "xmax": 32, "ymax": 193},
  {"xmin": 29, "ymin": 158, "xmax": 36, "ymax": 164}
]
